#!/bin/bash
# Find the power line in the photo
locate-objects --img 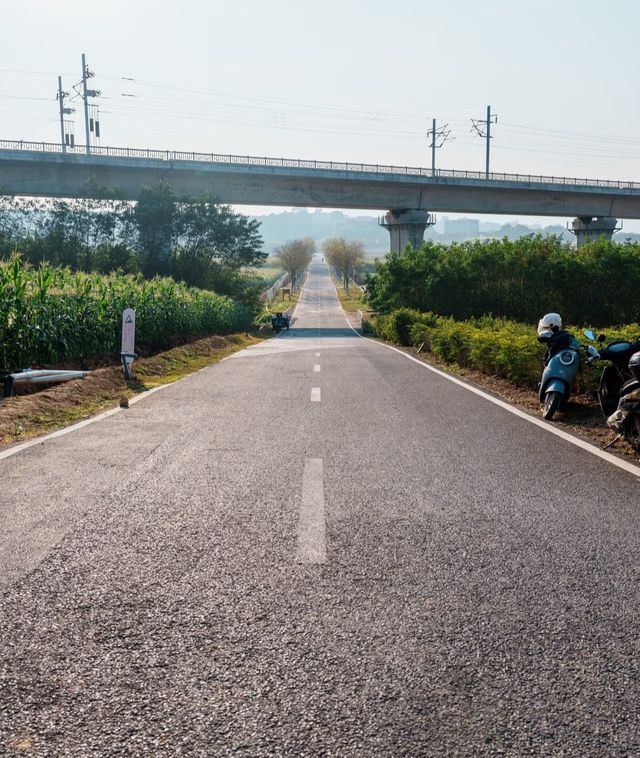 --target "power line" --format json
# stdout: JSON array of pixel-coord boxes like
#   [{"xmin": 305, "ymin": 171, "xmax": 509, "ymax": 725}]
[{"xmin": 98, "ymin": 74, "xmax": 440, "ymax": 124}]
